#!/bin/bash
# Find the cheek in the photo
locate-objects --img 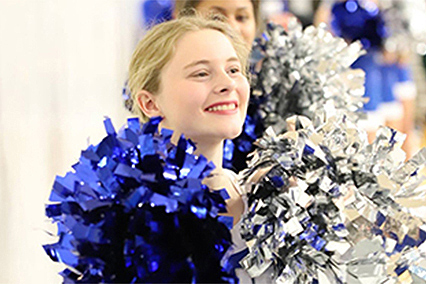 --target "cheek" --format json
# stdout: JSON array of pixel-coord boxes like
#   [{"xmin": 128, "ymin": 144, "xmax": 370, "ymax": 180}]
[
  {"xmin": 161, "ymin": 82, "xmax": 194, "ymax": 105},
  {"xmin": 159, "ymin": 80, "xmax": 209, "ymax": 119},
  {"xmin": 242, "ymin": 22, "xmax": 256, "ymax": 43},
  {"xmin": 171, "ymin": 84, "xmax": 208, "ymax": 113},
  {"xmin": 239, "ymin": 78, "xmax": 250, "ymax": 104}
]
